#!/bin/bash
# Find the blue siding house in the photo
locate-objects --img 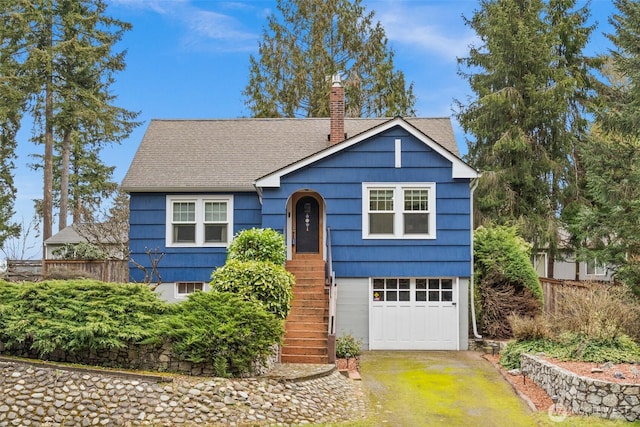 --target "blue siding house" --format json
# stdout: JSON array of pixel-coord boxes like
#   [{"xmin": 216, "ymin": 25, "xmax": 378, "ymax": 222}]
[{"xmin": 122, "ymin": 82, "xmax": 479, "ymax": 363}]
